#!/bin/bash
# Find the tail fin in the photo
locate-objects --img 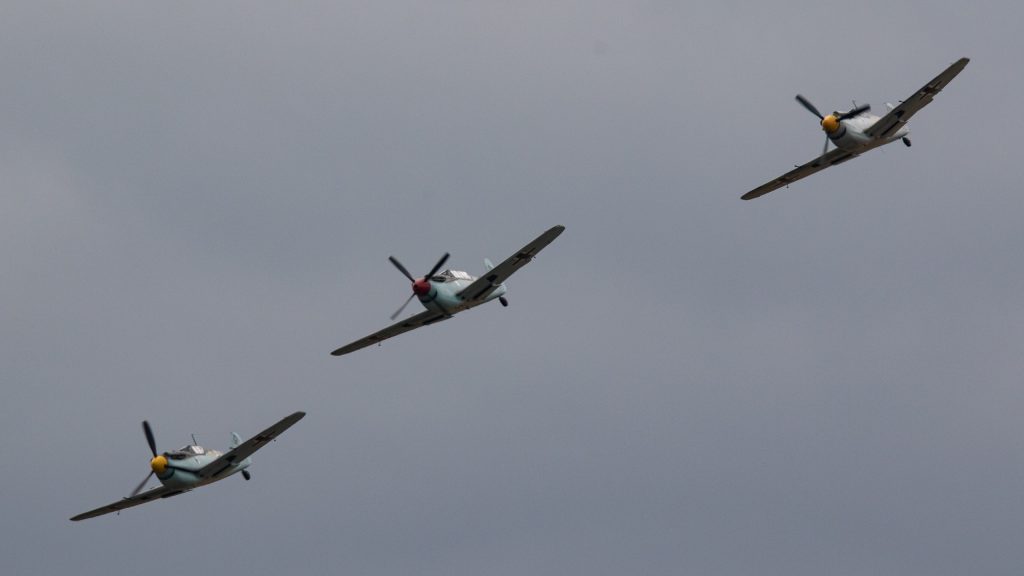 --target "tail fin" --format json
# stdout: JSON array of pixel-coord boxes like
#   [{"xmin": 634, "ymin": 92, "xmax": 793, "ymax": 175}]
[{"xmin": 230, "ymin": 432, "xmax": 241, "ymax": 449}]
